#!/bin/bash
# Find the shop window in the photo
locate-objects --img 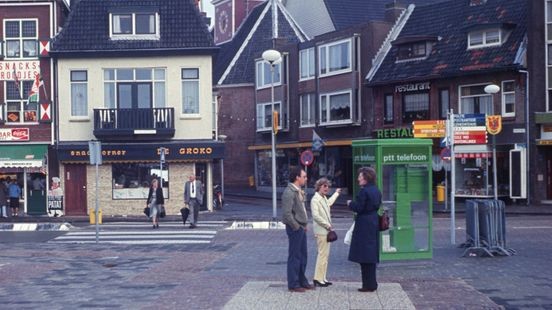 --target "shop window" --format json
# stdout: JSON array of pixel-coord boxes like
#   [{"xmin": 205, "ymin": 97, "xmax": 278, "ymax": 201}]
[
  {"xmin": 300, "ymin": 93, "xmax": 316, "ymax": 127},
  {"xmin": 4, "ymin": 80, "xmax": 37, "ymax": 123},
  {"xmin": 71, "ymin": 71, "xmax": 88, "ymax": 117},
  {"xmin": 501, "ymin": 80, "xmax": 515, "ymax": 117},
  {"xmin": 454, "ymin": 154, "xmax": 508, "ymax": 197},
  {"xmin": 182, "ymin": 68, "xmax": 199, "ymax": 114},
  {"xmin": 319, "ymin": 38, "xmax": 351, "ymax": 76},
  {"xmin": 402, "ymin": 92, "xmax": 429, "ymax": 124},
  {"xmin": 460, "ymin": 84, "xmax": 493, "ymax": 114},
  {"xmin": 4, "ymin": 19, "xmax": 38, "ymax": 59},
  {"xmin": 112, "ymin": 163, "xmax": 169, "ymax": 199},
  {"xmin": 384, "ymin": 94, "xmax": 394, "ymax": 124}
]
